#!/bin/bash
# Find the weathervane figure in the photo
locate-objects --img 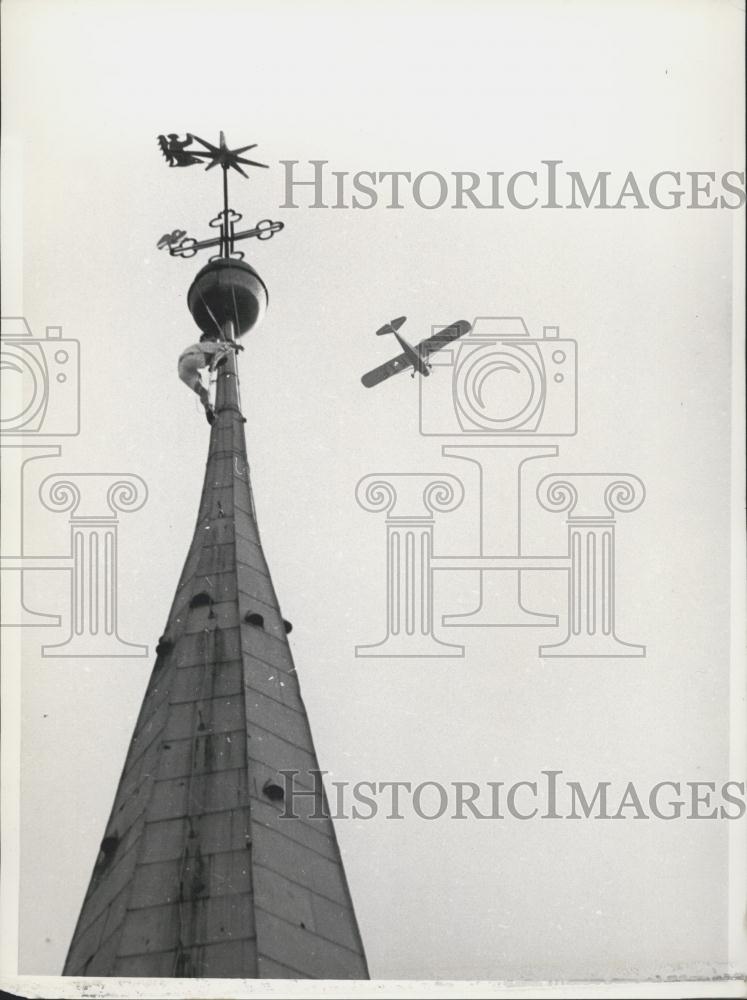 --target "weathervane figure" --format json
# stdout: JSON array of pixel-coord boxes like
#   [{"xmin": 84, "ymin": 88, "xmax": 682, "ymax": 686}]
[
  {"xmin": 157, "ymin": 133, "xmax": 205, "ymax": 167},
  {"xmin": 155, "ymin": 130, "xmax": 284, "ymax": 422}
]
